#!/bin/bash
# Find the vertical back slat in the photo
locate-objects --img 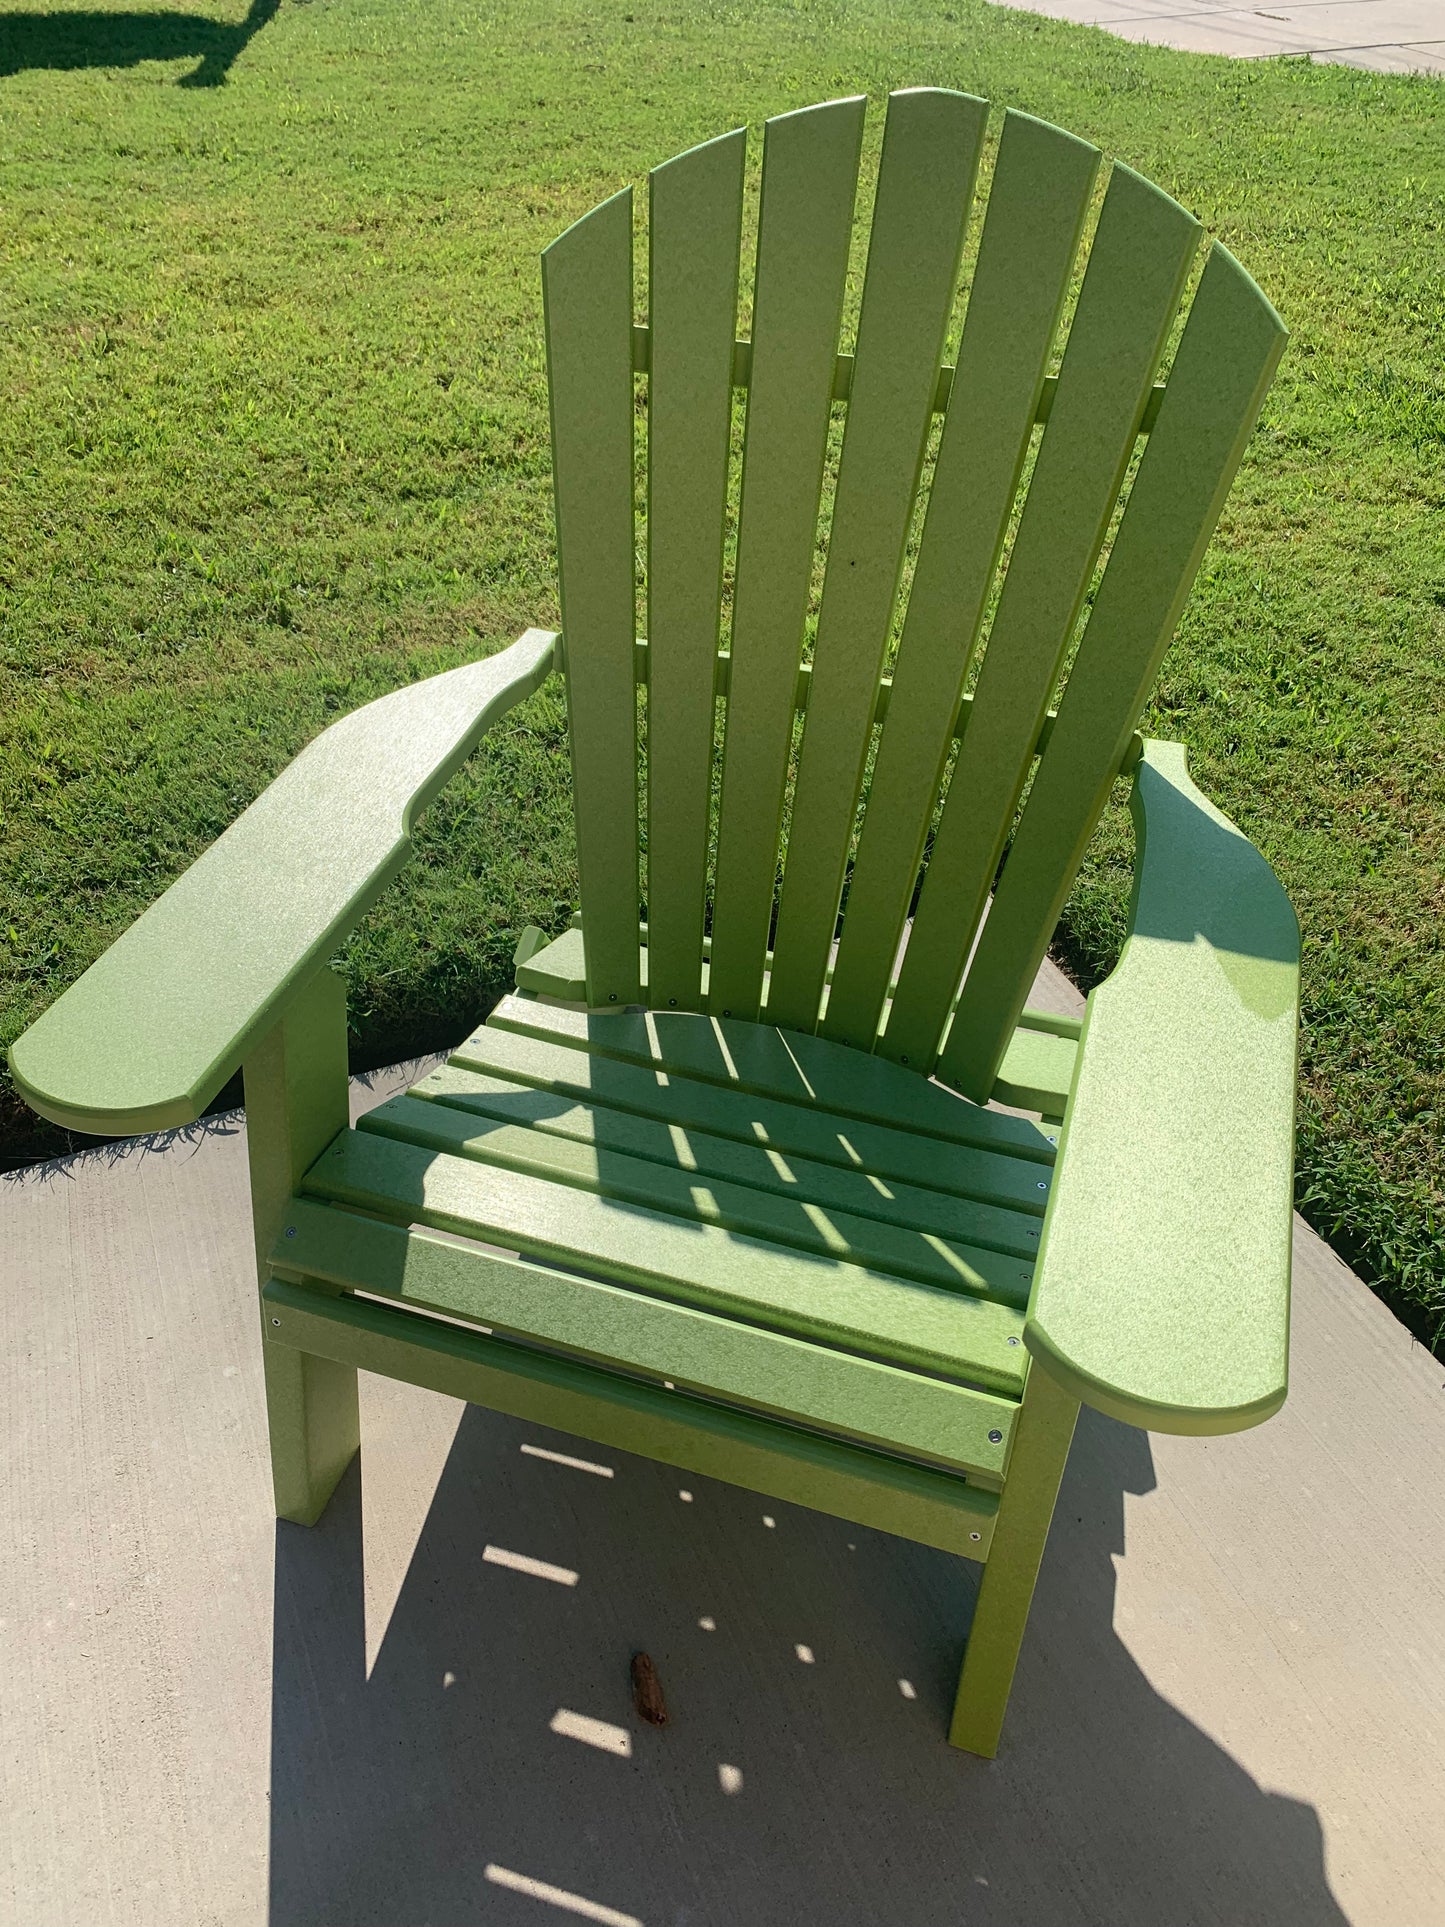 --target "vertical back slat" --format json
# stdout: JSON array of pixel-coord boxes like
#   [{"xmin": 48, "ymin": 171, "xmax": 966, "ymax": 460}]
[
  {"xmin": 763, "ymin": 88, "xmax": 988, "ymax": 1035},
  {"xmin": 823, "ymin": 111, "xmax": 1100, "ymax": 1050},
  {"xmin": 645, "ymin": 129, "xmax": 747, "ymax": 1013},
  {"xmin": 706, "ymin": 96, "xmax": 867, "ymax": 1023},
  {"xmin": 939, "ymin": 244, "xmax": 1288, "ymax": 1096},
  {"xmin": 882, "ymin": 165, "xmax": 1201, "ymax": 1069},
  {"xmin": 542, "ymin": 190, "xmax": 642, "ymax": 1006}
]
